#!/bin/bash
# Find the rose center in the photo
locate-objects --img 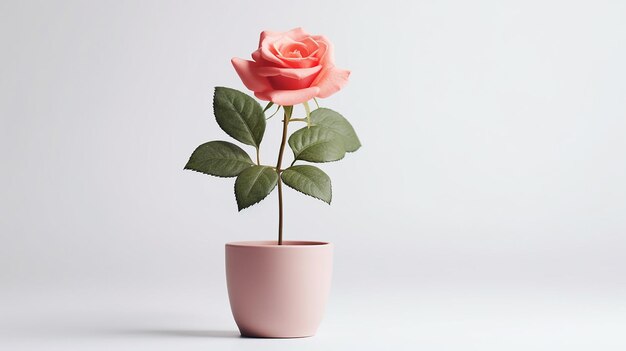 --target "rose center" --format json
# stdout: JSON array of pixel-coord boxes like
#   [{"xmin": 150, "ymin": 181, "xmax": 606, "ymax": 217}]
[
  {"xmin": 281, "ymin": 43, "xmax": 309, "ymax": 58},
  {"xmin": 287, "ymin": 49, "xmax": 302, "ymax": 58}
]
